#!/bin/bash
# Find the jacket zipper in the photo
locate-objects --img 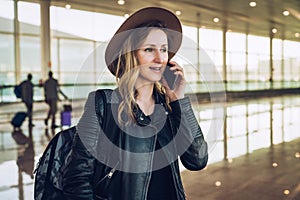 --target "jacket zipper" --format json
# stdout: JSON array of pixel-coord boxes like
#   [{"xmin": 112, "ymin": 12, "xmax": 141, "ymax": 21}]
[
  {"xmin": 96, "ymin": 161, "xmax": 119, "ymax": 184},
  {"xmin": 143, "ymin": 124, "xmax": 157, "ymax": 200}
]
